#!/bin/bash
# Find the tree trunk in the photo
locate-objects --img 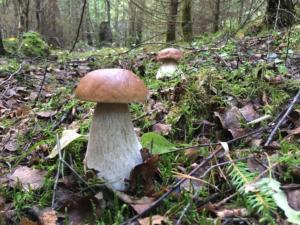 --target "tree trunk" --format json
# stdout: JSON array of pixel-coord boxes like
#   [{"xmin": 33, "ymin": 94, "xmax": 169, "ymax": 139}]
[
  {"xmin": 213, "ymin": 0, "xmax": 220, "ymax": 32},
  {"xmin": 85, "ymin": 1, "xmax": 93, "ymax": 46},
  {"xmin": 136, "ymin": 0, "xmax": 145, "ymax": 44},
  {"xmin": 17, "ymin": 0, "xmax": 30, "ymax": 35},
  {"xmin": 0, "ymin": 26, "xmax": 6, "ymax": 55},
  {"xmin": 266, "ymin": 0, "xmax": 295, "ymax": 28},
  {"xmin": 166, "ymin": 0, "xmax": 179, "ymax": 42},
  {"xmin": 238, "ymin": 0, "xmax": 244, "ymax": 24},
  {"xmin": 182, "ymin": 0, "xmax": 193, "ymax": 41},
  {"xmin": 105, "ymin": 0, "xmax": 111, "ymax": 24},
  {"xmin": 99, "ymin": 22, "xmax": 112, "ymax": 46},
  {"xmin": 35, "ymin": 0, "xmax": 41, "ymax": 31},
  {"xmin": 128, "ymin": 0, "xmax": 137, "ymax": 45}
]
